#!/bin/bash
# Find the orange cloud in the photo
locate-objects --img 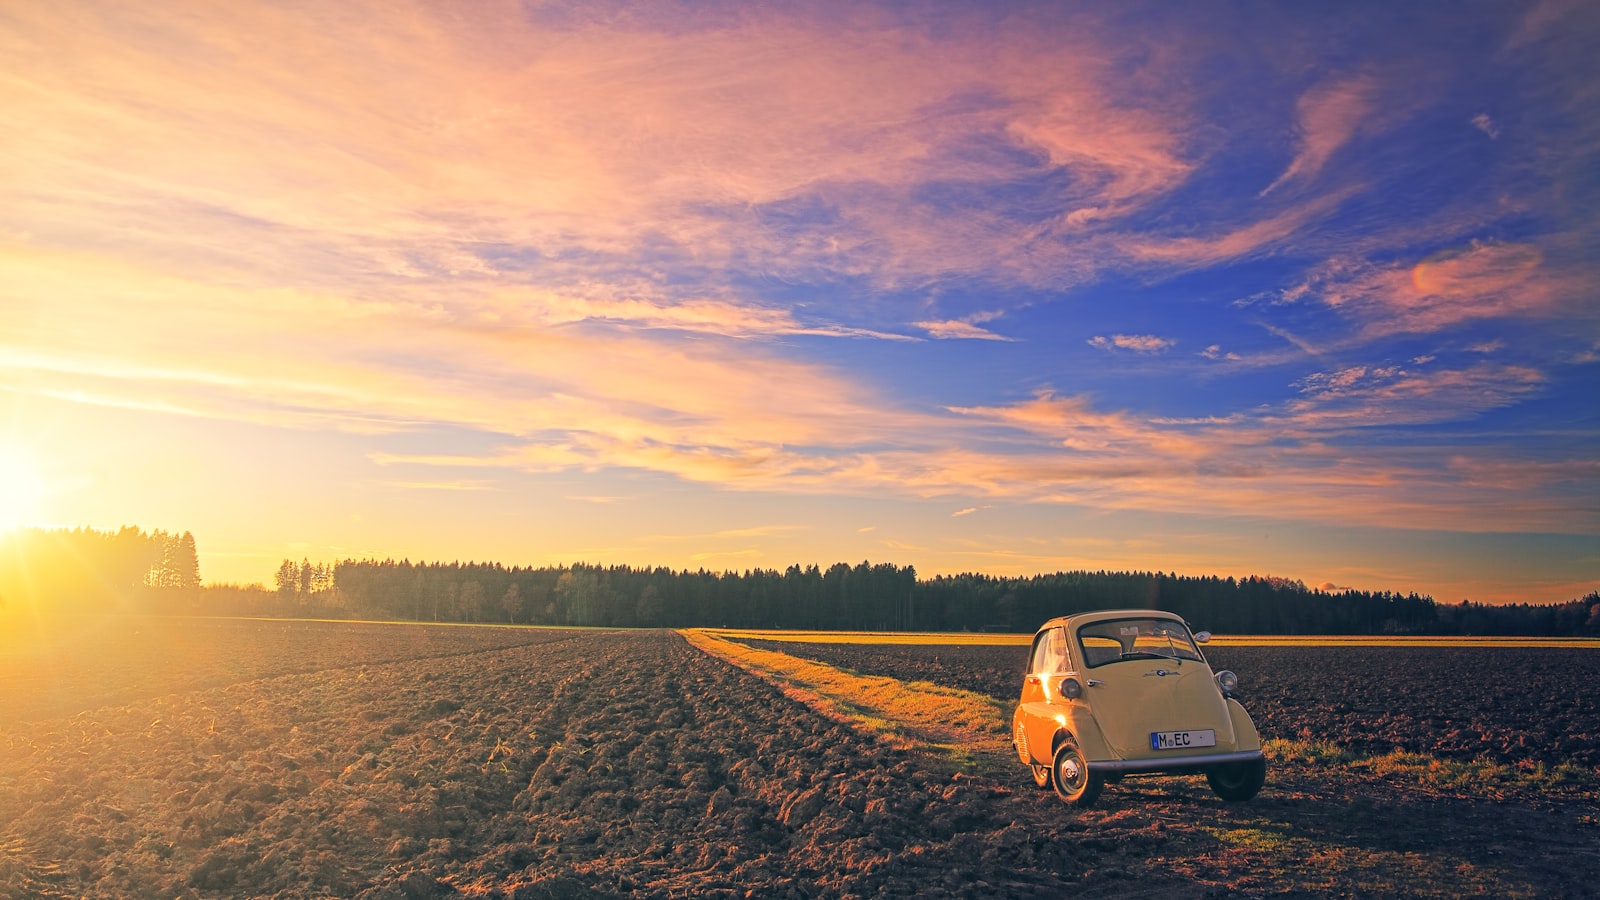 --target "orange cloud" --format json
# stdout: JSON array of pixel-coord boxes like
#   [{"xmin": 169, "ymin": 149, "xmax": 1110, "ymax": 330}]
[
  {"xmin": 6, "ymin": 235, "xmax": 1582, "ymax": 538},
  {"xmin": 1261, "ymin": 75, "xmax": 1378, "ymax": 195},
  {"xmin": 1123, "ymin": 191, "xmax": 1350, "ymax": 266},
  {"xmin": 917, "ymin": 318, "xmax": 1013, "ymax": 341},
  {"xmin": 1312, "ymin": 242, "xmax": 1563, "ymax": 336},
  {"xmin": 2, "ymin": 2, "xmax": 1205, "ymax": 297}
]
